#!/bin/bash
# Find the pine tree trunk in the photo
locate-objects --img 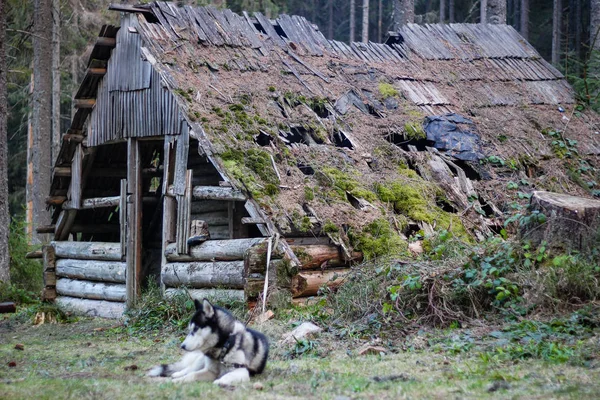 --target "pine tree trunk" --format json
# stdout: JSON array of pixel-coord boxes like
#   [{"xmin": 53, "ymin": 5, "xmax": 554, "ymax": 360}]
[
  {"xmin": 328, "ymin": 0, "xmax": 333, "ymax": 39},
  {"xmin": 31, "ymin": 0, "xmax": 53, "ymax": 243},
  {"xmin": 52, "ymin": 0, "xmax": 61, "ymax": 165},
  {"xmin": 575, "ymin": 0, "xmax": 581, "ymax": 58},
  {"xmin": 393, "ymin": 0, "xmax": 414, "ymax": 29},
  {"xmin": 487, "ymin": 0, "xmax": 507, "ymax": 24},
  {"xmin": 362, "ymin": 0, "xmax": 369, "ymax": 43},
  {"xmin": 377, "ymin": 0, "xmax": 382, "ymax": 42},
  {"xmin": 552, "ymin": 0, "xmax": 562, "ymax": 64},
  {"xmin": 592, "ymin": 0, "xmax": 600, "ymax": 51},
  {"xmin": 0, "ymin": 0, "xmax": 10, "ymax": 283},
  {"xmin": 440, "ymin": 0, "xmax": 446, "ymax": 23},
  {"xmin": 350, "ymin": 0, "xmax": 356, "ymax": 43},
  {"xmin": 480, "ymin": 0, "xmax": 487, "ymax": 23},
  {"xmin": 520, "ymin": 0, "xmax": 529, "ymax": 39},
  {"xmin": 449, "ymin": 0, "xmax": 455, "ymax": 22}
]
